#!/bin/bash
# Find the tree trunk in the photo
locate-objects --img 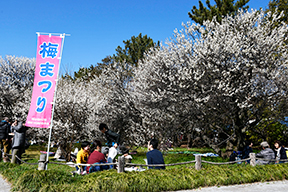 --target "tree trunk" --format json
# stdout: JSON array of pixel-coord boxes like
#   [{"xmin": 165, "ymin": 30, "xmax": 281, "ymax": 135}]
[
  {"xmin": 202, "ymin": 135, "xmax": 222, "ymax": 156},
  {"xmin": 187, "ymin": 133, "xmax": 191, "ymax": 148},
  {"xmin": 59, "ymin": 141, "xmax": 73, "ymax": 162}
]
